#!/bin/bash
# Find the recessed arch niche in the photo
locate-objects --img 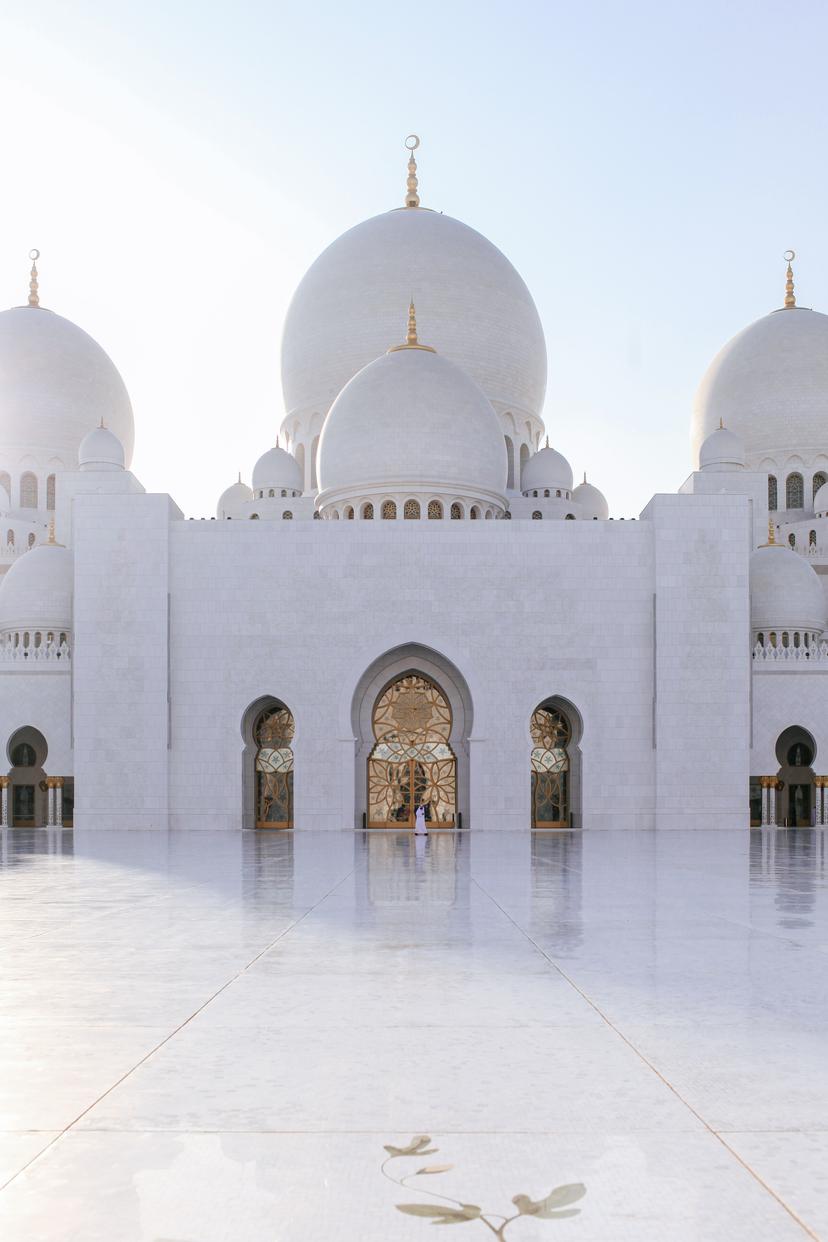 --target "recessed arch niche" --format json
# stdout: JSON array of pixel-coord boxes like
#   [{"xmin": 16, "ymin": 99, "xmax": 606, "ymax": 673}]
[
  {"xmin": 351, "ymin": 645, "xmax": 473, "ymax": 830},
  {"xmin": 529, "ymin": 696, "xmax": 583, "ymax": 829},
  {"xmin": 240, "ymin": 696, "xmax": 295, "ymax": 829},
  {"xmin": 6, "ymin": 725, "xmax": 48, "ymax": 827}
]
